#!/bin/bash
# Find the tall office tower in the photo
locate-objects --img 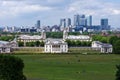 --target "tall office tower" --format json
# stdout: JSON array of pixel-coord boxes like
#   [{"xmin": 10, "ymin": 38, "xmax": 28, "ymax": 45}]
[
  {"xmin": 74, "ymin": 14, "xmax": 80, "ymax": 26},
  {"xmin": 87, "ymin": 15, "xmax": 92, "ymax": 26},
  {"xmin": 79, "ymin": 14, "xmax": 87, "ymax": 26},
  {"xmin": 74, "ymin": 14, "xmax": 87, "ymax": 27},
  {"xmin": 101, "ymin": 19, "xmax": 108, "ymax": 26},
  {"xmin": 11, "ymin": 26, "xmax": 15, "ymax": 32},
  {"xmin": 37, "ymin": 20, "xmax": 40, "ymax": 29},
  {"xmin": 60, "ymin": 19, "xmax": 66, "ymax": 27},
  {"xmin": 66, "ymin": 18, "xmax": 71, "ymax": 27},
  {"xmin": 101, "ymin": 19, "xmax": 110, "ymax": 30}
]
